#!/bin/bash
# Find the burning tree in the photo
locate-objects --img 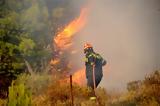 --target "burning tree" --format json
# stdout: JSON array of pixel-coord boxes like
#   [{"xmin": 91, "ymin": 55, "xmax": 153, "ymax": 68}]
[{"xmin": 50, "ymin": 8, "xmax": 88, "ymax": 84}]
